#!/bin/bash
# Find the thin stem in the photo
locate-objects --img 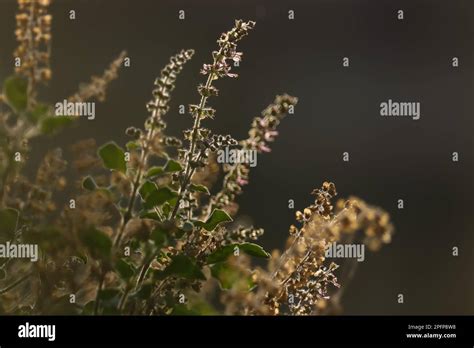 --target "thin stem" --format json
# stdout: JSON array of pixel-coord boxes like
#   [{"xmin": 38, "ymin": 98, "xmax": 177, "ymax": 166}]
[
  {"xmin": 272, "ymin": 209, "xmax": 348, "ymax": 280},
  {"xmin": 118, "ymin": 285, "xmax": 131, "ymax": 313},
  {"xmin": 205, "ymin": 162, "xmax": 238, "ymax": 218},
  {"xmin": 93, "ymin": 271, "xmax": 105, "ymax": 315},
  {"xmin": 145, "ymin": 277, "xmax": 170, "ymax": 314},
  {"xmin": 271, "ymin": 228, "xmax": 304, "ymax": 280},
  {"xmin": 0, "ymin": 158, "xmax": 12, "ymax": 207},
  {"xmin": 26, "ymin": 1, "xmax": 37, "ymax": 110},
  {"xmin": 135, "ymin": 253, "xmax": 156, "ymax": 292},
  {"xmin": 114, "ymin": 163, "xmax": 143, "ymax": 247},
  {"xmin": 171, "ymin": 60, "xmax": 220, "ymax": 220},
  {"xmin": 114, "ymin": 71, "xmax": 172, "ymax": 246}
]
